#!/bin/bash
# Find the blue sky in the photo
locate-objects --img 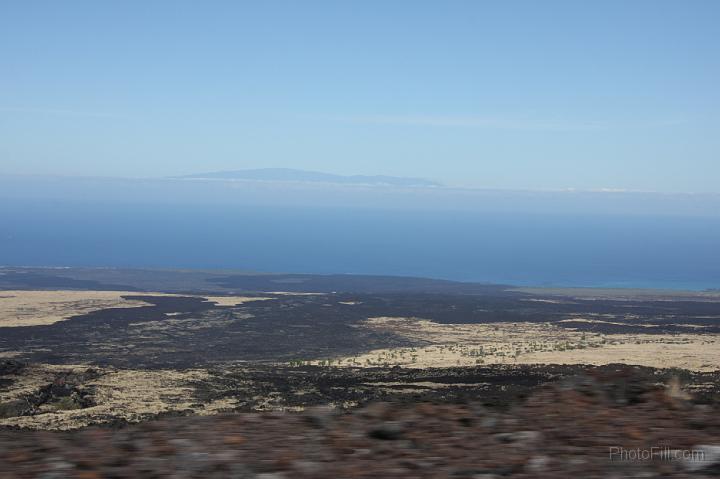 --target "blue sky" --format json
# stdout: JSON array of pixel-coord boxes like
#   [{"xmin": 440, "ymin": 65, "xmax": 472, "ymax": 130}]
[{"xmin": 1, "ymin": 1, "xmax": 719, "ymax": 192}]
